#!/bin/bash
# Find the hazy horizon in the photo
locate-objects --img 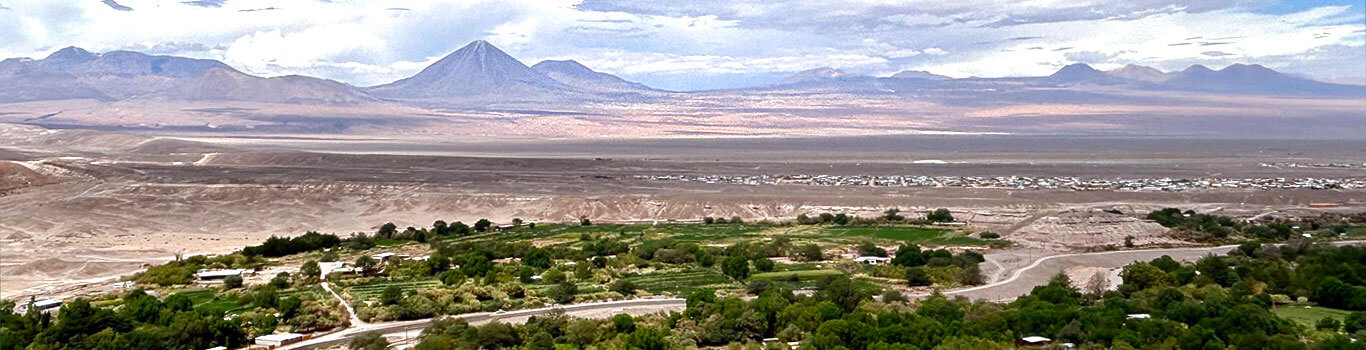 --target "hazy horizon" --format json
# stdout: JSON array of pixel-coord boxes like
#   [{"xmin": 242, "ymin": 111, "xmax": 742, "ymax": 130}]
[{"xmin": 2, "ymin": 0, "xmax": 1362, "ymax": 91}]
